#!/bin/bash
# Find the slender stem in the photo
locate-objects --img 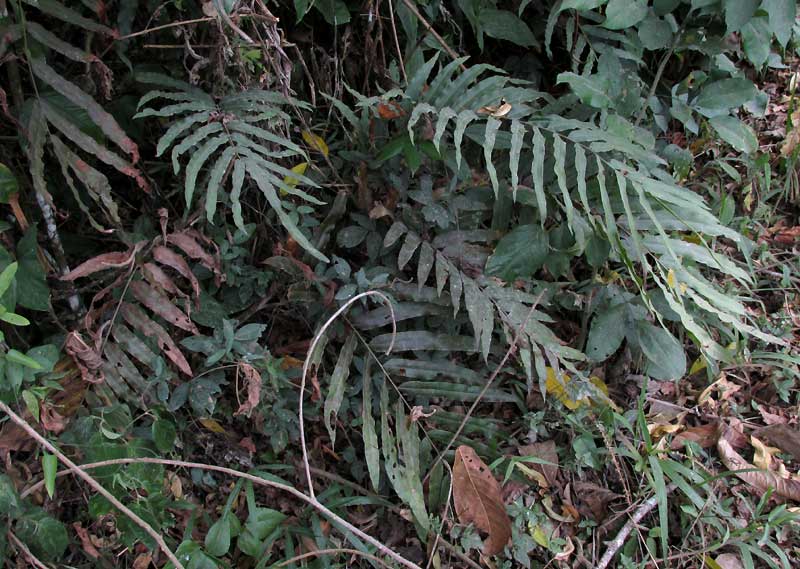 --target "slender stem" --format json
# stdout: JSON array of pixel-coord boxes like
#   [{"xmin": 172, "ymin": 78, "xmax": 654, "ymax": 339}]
[{"xmin": 399, "ymin": 0, "xmax": 465, "ymax": 70}]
